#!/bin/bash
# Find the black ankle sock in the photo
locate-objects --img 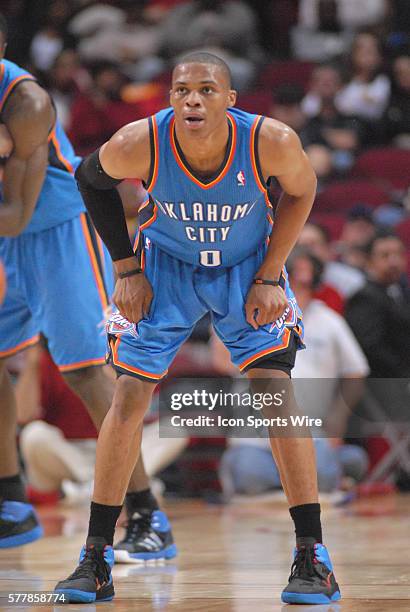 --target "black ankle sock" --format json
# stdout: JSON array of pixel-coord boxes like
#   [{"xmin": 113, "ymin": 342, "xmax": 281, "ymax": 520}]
[
  {"xmin": 289, "ymin": 503, "xmax": 322, "ymax": 543},
  {"xmin": 125, "ymin": 489, "xmax": 159, "ymax": 517},
  {"xmin": 0, "ymin": 474, "xmax": 27, "ymax": 503},
  {"xmin": 87, "ymin": 501, "xmax": 122, "ymax": 546}
]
